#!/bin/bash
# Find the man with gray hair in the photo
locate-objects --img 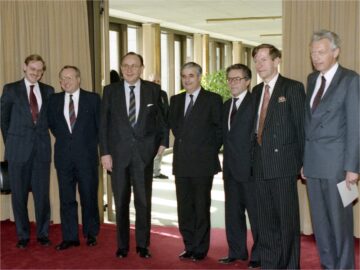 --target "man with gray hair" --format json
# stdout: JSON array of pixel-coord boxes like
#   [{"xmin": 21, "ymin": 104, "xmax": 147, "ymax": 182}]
[
  {"xmin": 169, "ymin": 62, "xmax": 222, "ymax": 261},
  {"xmin": 302, "ymin": 29, "xmax": 359, "ymax": 269}
]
